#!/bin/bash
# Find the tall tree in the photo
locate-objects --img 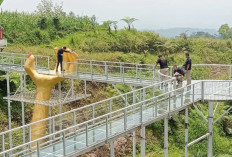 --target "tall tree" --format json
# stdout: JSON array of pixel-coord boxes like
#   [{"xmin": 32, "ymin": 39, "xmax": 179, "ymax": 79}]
[
  {"xmin": 113, "ymin": 21, "xmax": 118, "ymax": 33},
  {"xmin": 219, "ymin": 24, "xmax": 230, "ymax": 38},
  {"xmin": 103, "ymin": 20, "xmax": 115, "ymax": 33},
  {"xmin": 121, "ymin": 17, "xmax": 138, "ymax": 31}
]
